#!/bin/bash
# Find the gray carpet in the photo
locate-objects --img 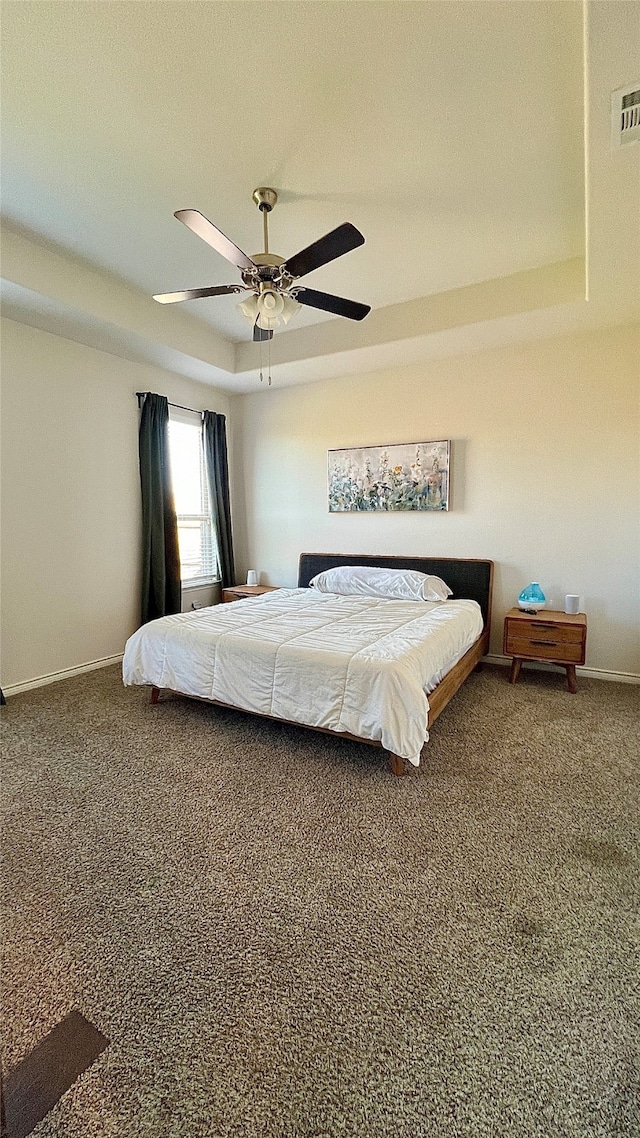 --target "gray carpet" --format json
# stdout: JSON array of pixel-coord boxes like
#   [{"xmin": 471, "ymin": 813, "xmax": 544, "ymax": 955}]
[{"xmin": 1, "ymin": 663, "xmax": 639, "ymax": 1137}]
